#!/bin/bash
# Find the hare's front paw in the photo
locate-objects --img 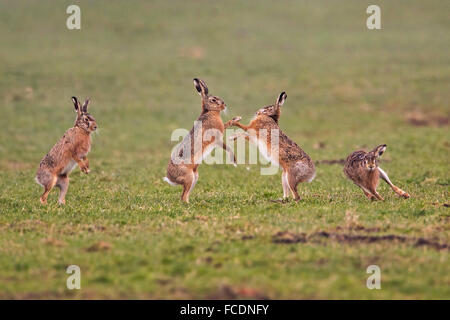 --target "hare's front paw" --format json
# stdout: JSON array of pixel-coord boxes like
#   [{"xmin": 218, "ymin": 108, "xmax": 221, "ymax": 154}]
[
  {"xmin": 231, "ymin": 116, "xmax": 242, "ymax": 124},
  {"xmin": 81, "ymin": 166, "xmax": 90, "ymax": 174}
]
